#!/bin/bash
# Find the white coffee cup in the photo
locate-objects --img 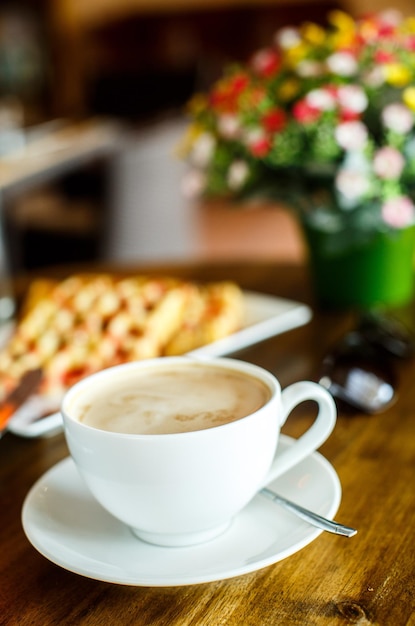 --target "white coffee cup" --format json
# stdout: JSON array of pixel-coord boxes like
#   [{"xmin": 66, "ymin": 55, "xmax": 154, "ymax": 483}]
[{"xmin": 61, "ymin": 356, "xmax": 336, "ymax": 547}]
